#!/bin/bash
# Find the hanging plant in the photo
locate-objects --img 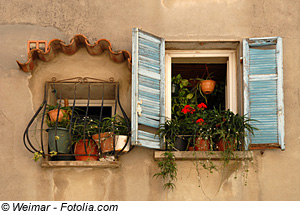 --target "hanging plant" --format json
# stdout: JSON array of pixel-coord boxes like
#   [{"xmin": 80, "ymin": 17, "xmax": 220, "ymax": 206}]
[{"xmin": 200, "ymin": 64, "xmax": 216, "ymax": 95}]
